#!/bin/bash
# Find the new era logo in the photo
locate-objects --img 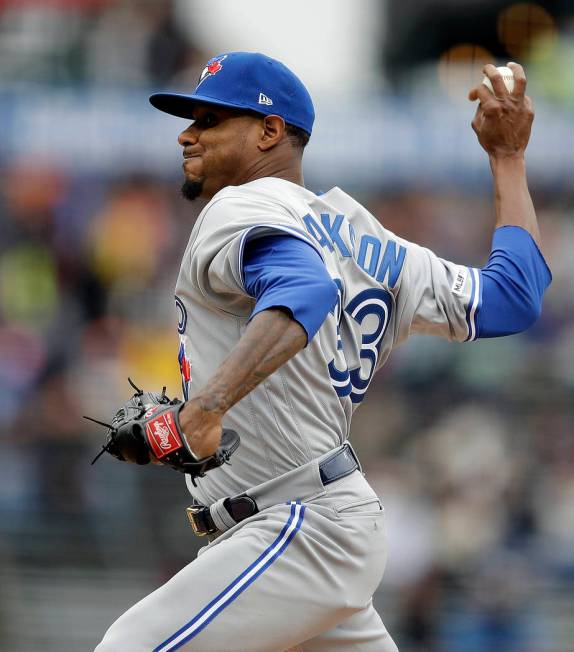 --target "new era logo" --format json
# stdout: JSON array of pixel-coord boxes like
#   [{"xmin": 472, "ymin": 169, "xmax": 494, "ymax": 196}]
[{"xmin": 258, "ymin": 93, "xmax": 273, "ymax": 106}]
